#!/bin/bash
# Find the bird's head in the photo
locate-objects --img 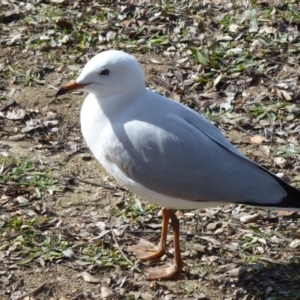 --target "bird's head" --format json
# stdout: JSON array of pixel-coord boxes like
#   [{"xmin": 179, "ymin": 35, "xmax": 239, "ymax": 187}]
[{"xmin": 56, "ymin": 50, "xmax": 145, "ymax": 99}]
